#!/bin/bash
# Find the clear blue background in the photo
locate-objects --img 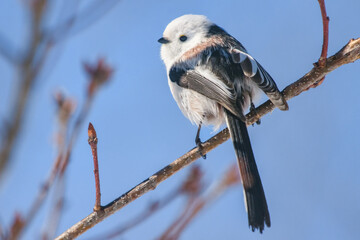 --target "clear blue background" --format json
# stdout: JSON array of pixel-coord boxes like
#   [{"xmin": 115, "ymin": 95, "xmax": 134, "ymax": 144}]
[{"xmin": 1, "ymin": 0, "xmax": 360, "ymax": 239}]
